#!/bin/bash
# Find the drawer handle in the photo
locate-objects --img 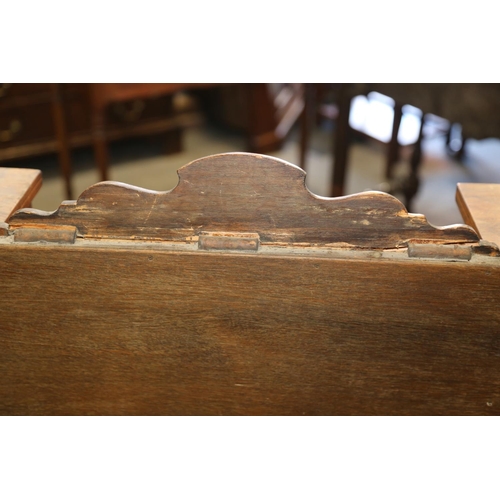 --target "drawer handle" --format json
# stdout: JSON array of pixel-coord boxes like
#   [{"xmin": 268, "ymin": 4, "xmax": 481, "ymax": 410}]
[
  {"xmin": 112, "ymin": 100, "xmax": 145, "ymax": 122},
  {"xmin": 0, "ymin": 83, "xmax": 12, "ymax": 97},
  {"xmin": 0, "ymin": 120, "xmax": 22, "ymax": 142}
]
